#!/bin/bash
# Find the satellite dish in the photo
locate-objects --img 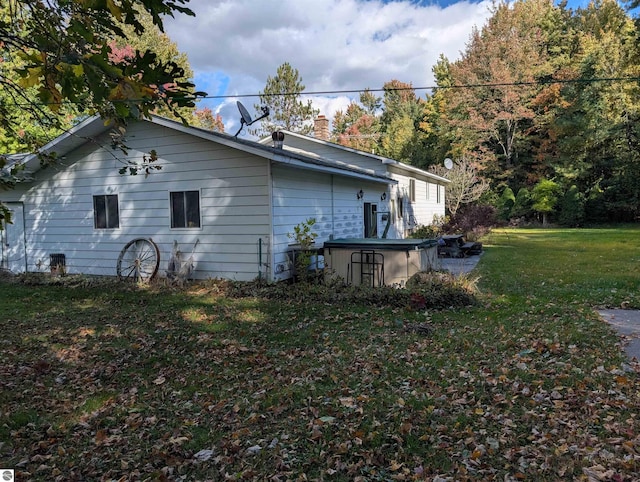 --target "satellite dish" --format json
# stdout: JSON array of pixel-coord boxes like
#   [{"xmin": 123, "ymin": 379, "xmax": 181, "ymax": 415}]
[
  {"xmin": 234, "ymin": 101, "xmax": 270, "ymax": 137},
  {"xmin": 444, "ymin": 158, "xmax": 453, "ymax": 170},
  {"xmin": 237, "ymin": 101, "xmax": 253, "ymax": 125}
]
